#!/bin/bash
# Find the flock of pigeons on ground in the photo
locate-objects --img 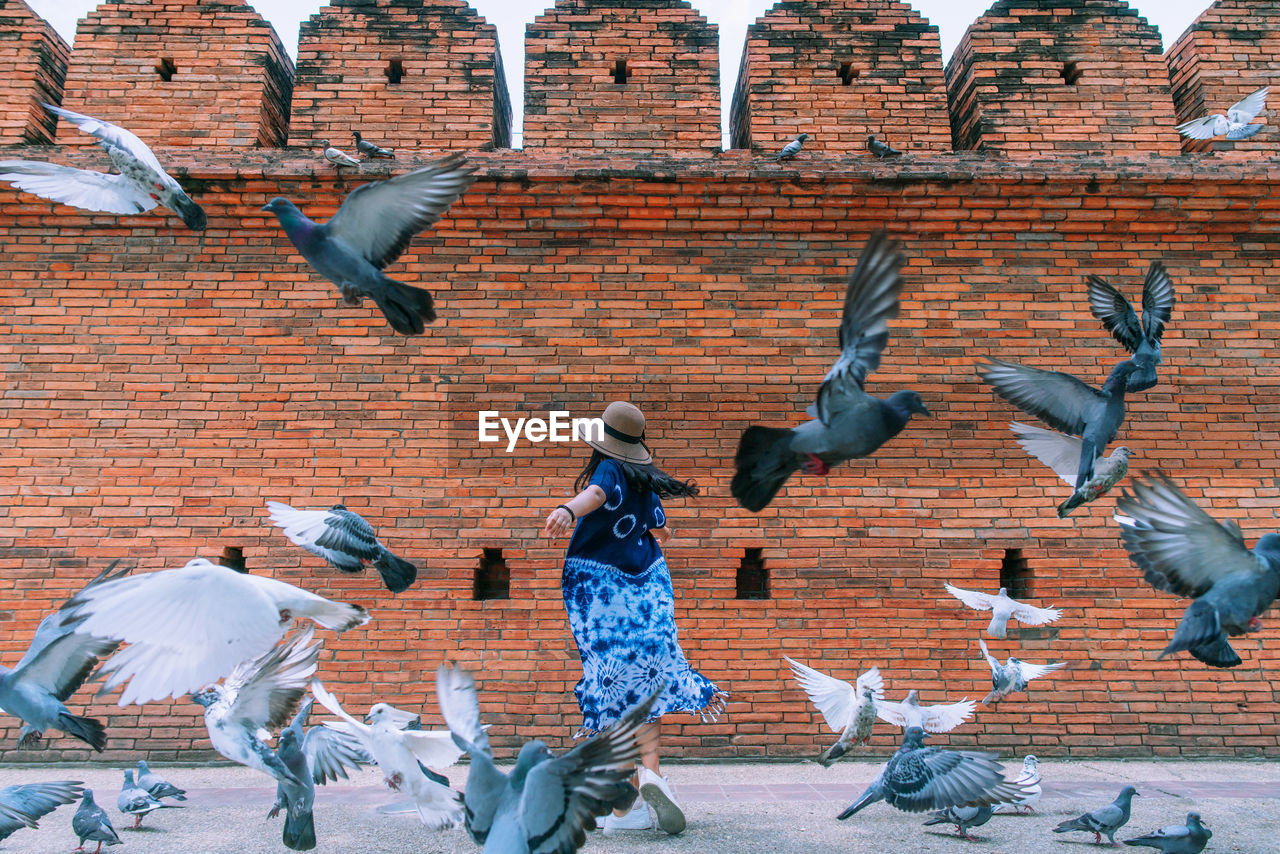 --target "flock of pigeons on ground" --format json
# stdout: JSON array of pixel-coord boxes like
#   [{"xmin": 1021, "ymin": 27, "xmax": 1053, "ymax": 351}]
[{"xmin": 0, "ymin": 84, "xmax": 1271, "ymax": 852}]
